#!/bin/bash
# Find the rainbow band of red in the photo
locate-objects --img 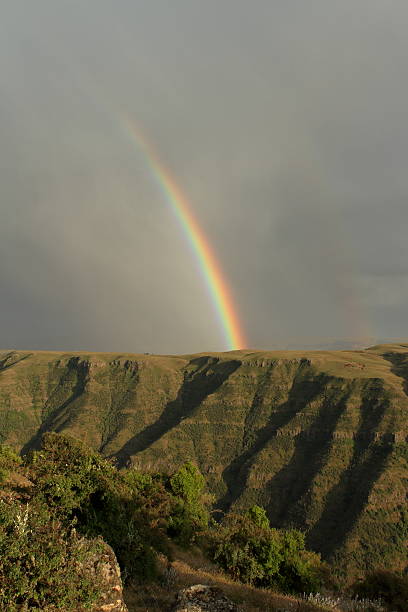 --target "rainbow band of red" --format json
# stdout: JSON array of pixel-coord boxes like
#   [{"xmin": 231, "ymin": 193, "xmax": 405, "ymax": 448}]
[{"xmin": 122, "ymin": 118, "xmax": 246, "ymax": 350}]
